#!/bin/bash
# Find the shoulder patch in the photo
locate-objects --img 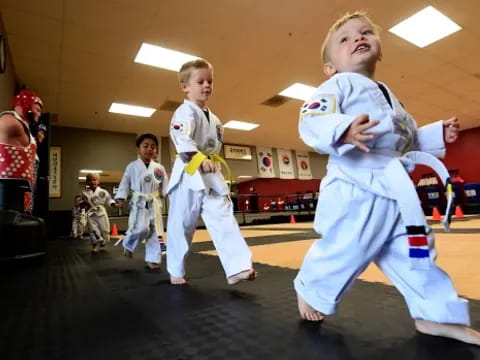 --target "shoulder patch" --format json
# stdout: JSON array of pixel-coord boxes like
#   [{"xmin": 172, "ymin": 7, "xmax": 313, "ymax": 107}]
[
  {"xmin": 171, "ymin": 121, "xmax": 190, "ymax": 135},
  {"xmin": 299, "ymin": 95, "xmax": 336, "ymax": 121}
]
